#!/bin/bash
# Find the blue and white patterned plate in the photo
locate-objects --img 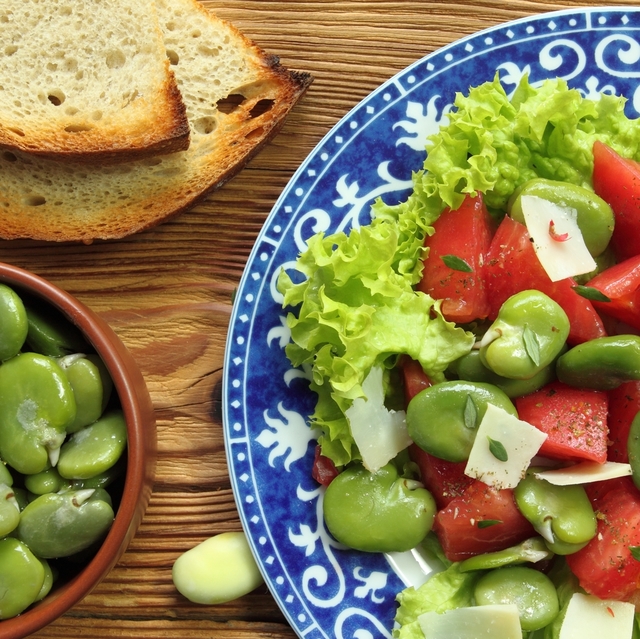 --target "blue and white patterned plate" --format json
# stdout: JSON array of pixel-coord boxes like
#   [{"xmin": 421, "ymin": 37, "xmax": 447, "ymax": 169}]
[{"xmin": 223, "ymin": 8, "xmax": 640, "ymax": 639}]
